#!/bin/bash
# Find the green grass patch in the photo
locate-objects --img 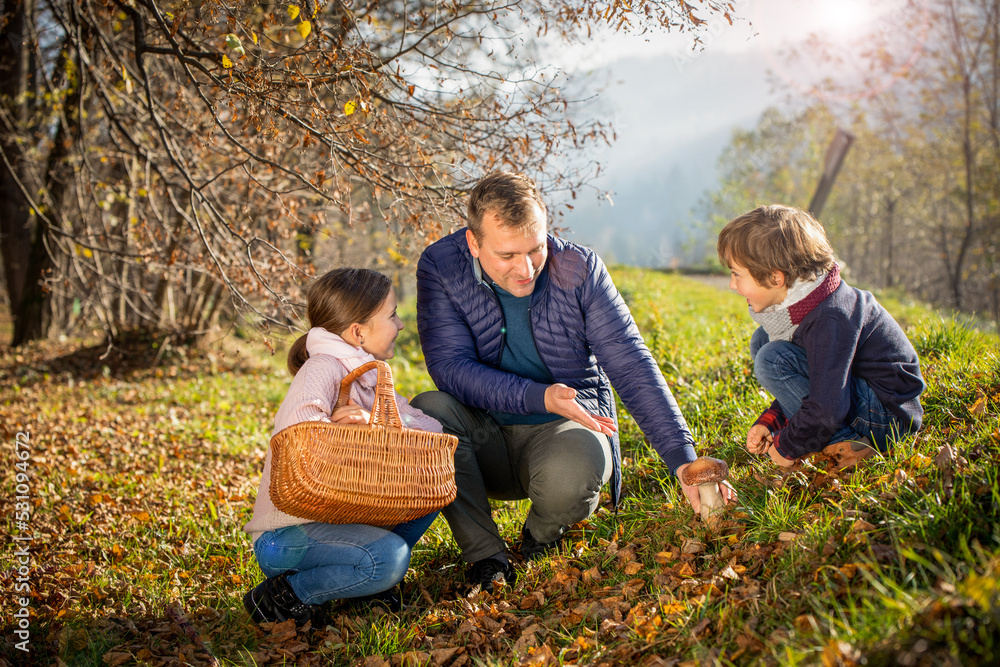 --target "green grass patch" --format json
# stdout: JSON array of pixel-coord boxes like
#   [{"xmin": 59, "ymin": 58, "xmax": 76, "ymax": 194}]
[{"xmin": 2, "ymin": 269, "xmax": 998, "ymax": 665}]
